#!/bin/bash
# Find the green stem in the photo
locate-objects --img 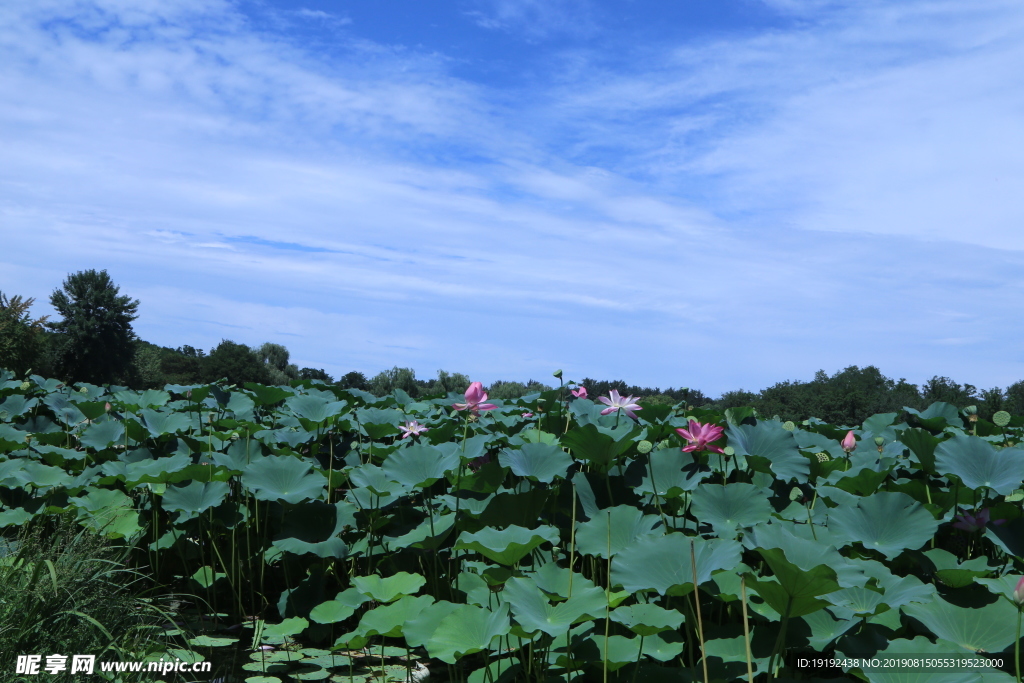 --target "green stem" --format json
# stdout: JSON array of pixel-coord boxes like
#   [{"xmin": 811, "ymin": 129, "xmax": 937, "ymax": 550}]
[{"xmin": 1016, "ymin": 607, "xmax": 1021, "ymax": 683}]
